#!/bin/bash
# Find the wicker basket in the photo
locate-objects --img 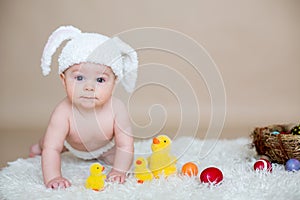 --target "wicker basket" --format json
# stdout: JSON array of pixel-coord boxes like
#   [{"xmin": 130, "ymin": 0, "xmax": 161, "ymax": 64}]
[{"xmin": 251, "ymin": 124, "xmax": 300, "ymax": 164}]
